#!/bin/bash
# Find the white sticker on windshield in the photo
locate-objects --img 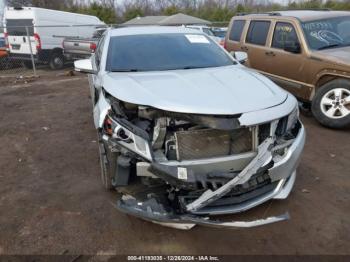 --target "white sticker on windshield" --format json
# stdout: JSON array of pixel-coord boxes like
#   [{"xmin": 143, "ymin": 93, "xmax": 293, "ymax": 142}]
[{"xmin": 185, "ymin": 34, "xmax": 210, "ymax": 44}]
